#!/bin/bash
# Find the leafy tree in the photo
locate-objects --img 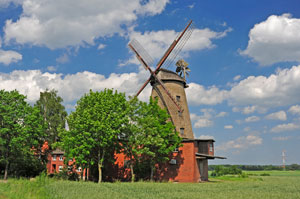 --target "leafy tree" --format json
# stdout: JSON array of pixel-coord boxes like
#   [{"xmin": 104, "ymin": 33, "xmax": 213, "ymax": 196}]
[
  {"xmin": 59, "ymin": 89, "xmax": 128, "ymax": 183},
  {"xmin": 123, "ymin": 97, "xmax": 181, "ymax": 181},
  {"xmin": 35, "ymin": 89, "xmax": 67, "ymax": 144},
  {"xmin": 0, "ymin": 90, "xmax": 46, "ymax": 180}
]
